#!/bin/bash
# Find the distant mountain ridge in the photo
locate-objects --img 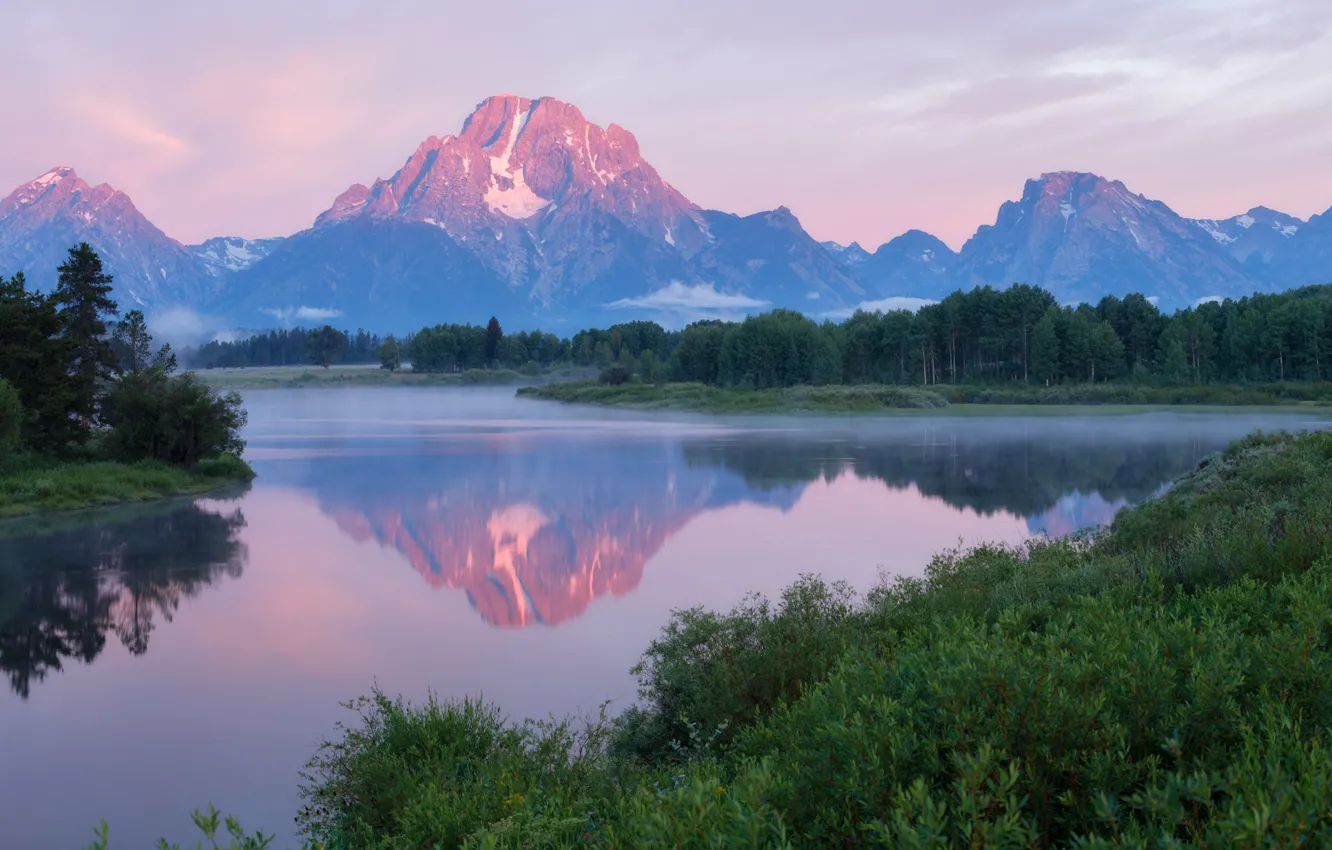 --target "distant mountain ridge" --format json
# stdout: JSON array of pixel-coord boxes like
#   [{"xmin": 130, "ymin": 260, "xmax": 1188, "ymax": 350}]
[{"xmin": 2, "ymin": 96, "xmax": 1329, "ymax": 330}]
